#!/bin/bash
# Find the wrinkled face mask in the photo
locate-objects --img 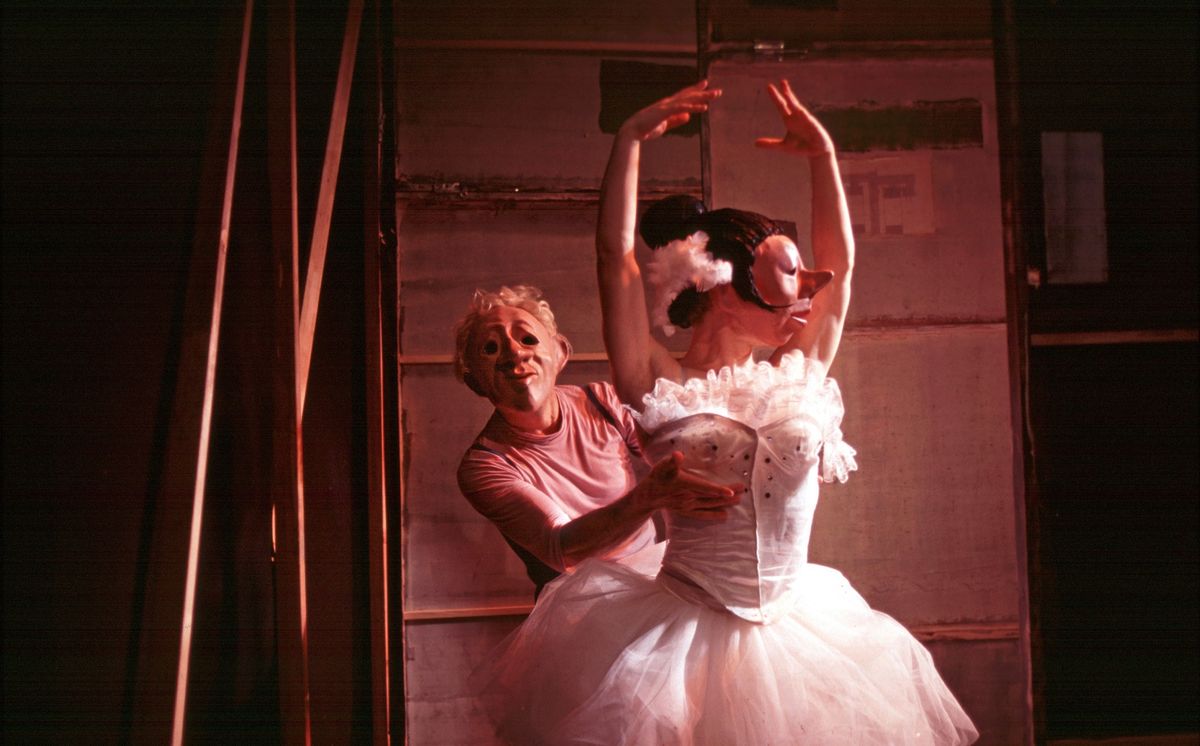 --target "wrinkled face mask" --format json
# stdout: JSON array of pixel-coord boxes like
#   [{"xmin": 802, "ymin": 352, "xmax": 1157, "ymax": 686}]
[{"xmin": 466, "ymin": 306, "xmax": 564, "ymax": 415}]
